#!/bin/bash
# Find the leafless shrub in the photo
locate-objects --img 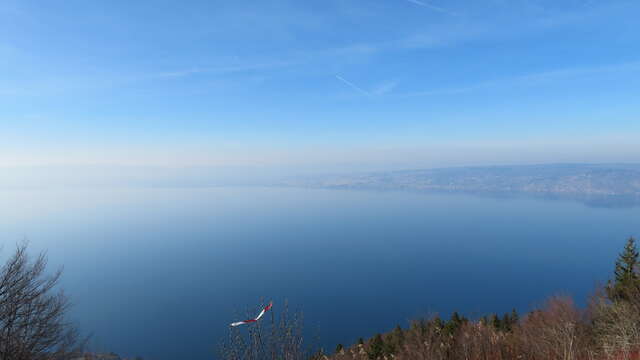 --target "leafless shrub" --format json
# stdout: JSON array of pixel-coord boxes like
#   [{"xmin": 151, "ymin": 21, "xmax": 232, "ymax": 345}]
[
  {"xmin": 218, "ymin": 301, "xmax": 308, "ymax": 360},
  {"xmin": 0, "ymin": 242, "xmax": 82, "ymax": 360},
  {"xmin": 591, "ymin": 285, "xmax": 640, "ymax": 359},
  {"xmin": 512, "ymin": 296, "xmax": 593, "ymax": 360},
  {"xmin": 329, "ymin": 314, "xmax": 516, "ymax": 360},
  {"xmin": 328, "ymin": 296, "xmax": 602, "ymax": 360}
]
